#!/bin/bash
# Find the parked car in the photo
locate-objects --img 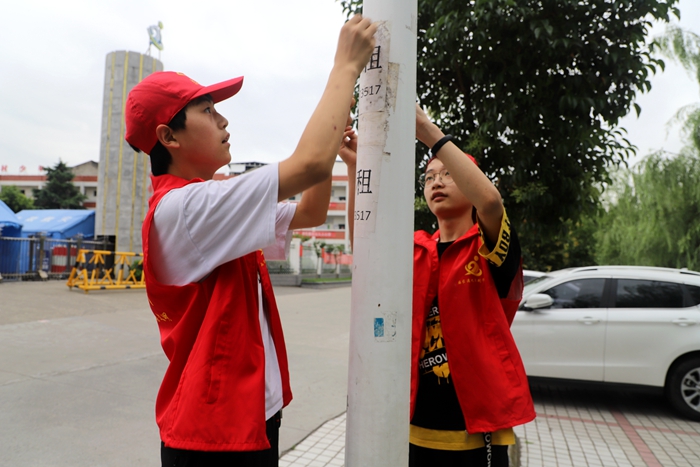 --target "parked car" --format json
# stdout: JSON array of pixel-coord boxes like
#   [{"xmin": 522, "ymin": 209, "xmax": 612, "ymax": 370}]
[
  {"xmin": 523, "ymin": 269, "xmax": 546, "ymax": 284},
  {"xmin": 512, "ymin": 265, "xmax": 700, "ymax": 421}
]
